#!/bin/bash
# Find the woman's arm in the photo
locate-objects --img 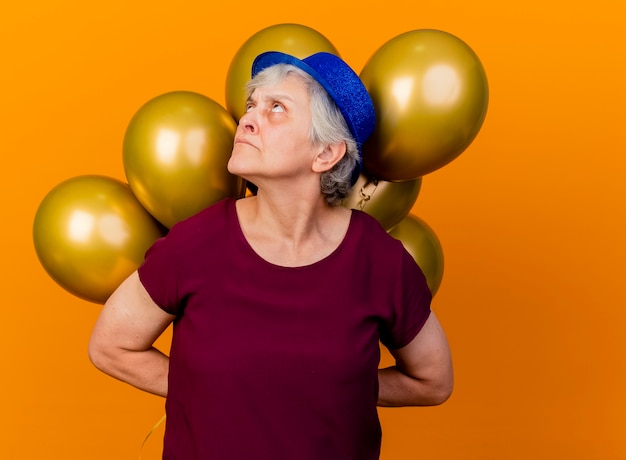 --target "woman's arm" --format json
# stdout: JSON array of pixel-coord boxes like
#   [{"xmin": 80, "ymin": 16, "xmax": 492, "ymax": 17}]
[
  {"xmin": 88, "ymin": 271, "xmax": 175, "ymax": 398},
  {"xmin": 378, "ymin": 312, "xmax": 453, "ymax": 407}
]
